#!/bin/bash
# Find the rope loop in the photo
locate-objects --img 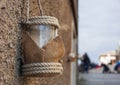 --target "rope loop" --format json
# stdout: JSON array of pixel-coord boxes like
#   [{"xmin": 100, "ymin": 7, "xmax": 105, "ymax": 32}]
[
  {"xmin": 27, "ymin": 0, "xmax": 43, "ymax": 20},
  {"xmin": 21, "ymin": 62, "xmax": 63, "ymax": 76},
  {"xmin": 22, "ymin": 16, "xmax": 60, "ymax": 29}
]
